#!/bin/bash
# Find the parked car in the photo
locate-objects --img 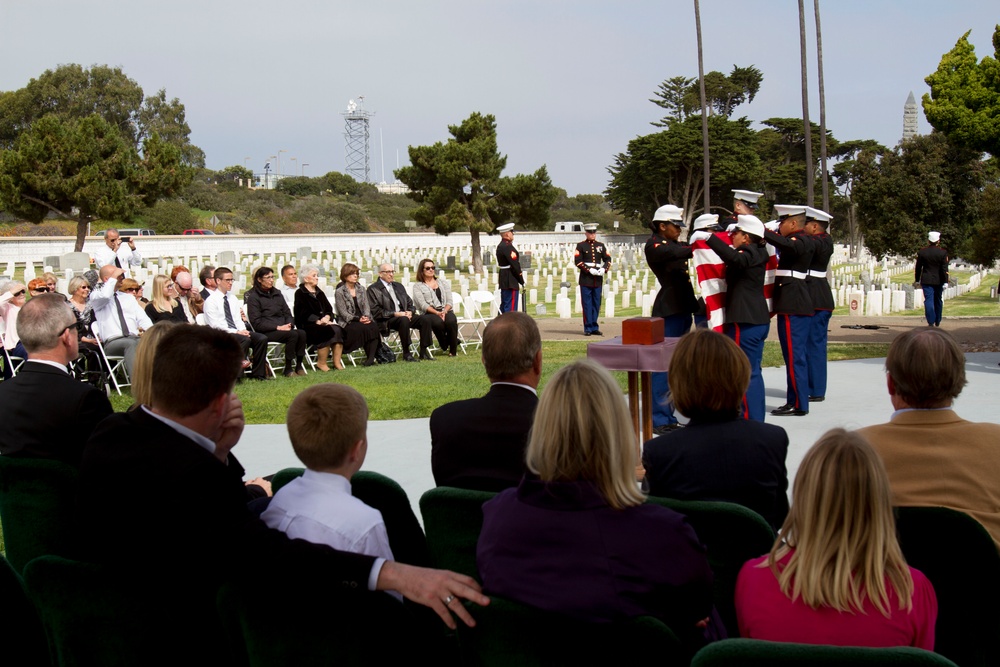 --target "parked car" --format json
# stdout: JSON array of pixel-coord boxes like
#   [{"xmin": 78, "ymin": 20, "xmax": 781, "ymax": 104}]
[
  {"xmin": 182, "ymin": 229, "xmax": 216, "ymax": 235},
  {"xmin": 96, "ymin": 228, "xmax": 156, "ymax": 237}
]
